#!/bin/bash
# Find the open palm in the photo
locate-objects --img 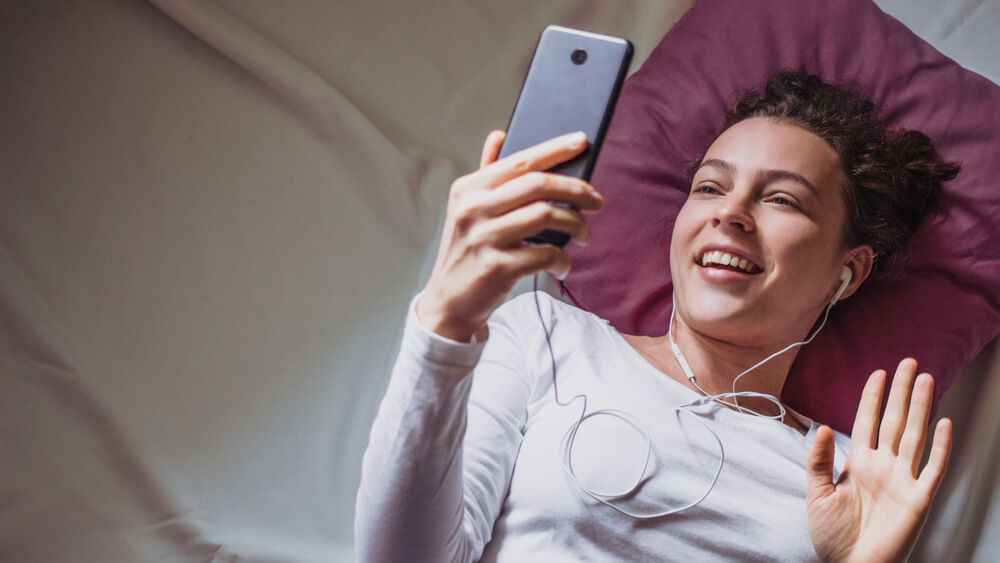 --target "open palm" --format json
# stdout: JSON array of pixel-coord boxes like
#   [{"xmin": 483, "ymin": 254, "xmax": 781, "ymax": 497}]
[{"xmin": 806, "ymin": 359, "xmax": 952, "ymax": 562}]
